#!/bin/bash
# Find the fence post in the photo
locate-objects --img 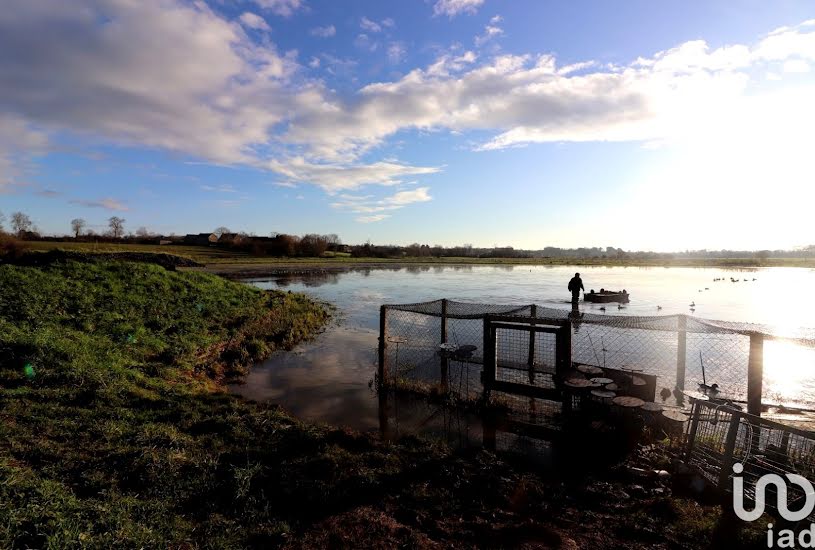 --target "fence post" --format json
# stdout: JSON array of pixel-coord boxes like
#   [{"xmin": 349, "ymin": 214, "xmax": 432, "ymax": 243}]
[
  {"xmin": 676, "ymin": 315, "xmax": 687, "ymax": 396},
  {"xmin": 555, "ymin": 320, "xmax": 571, "ymax": 377},
  {"xmin": 440, "ymin": 299, "xmax": 449, "ymax": 392},
  {"xmin": 378, "ymin": 305, "xmax": 388, "ymax": 387},
  {"xmin": 747, "ymin": 333, "xmax": 764, "ymax": 417},
  {"xmin": 685, "ymin": 400, "xmax": 702, "ymax": 460},
  {"xmin": 747, "ymin": 332, "xmax": 764, "ymax": 452},
  {"xmin": 528, "ymin": 304, "xmax": 537, "ymax": 382},
  {"xmin": 718, "ymin": 410, "xmax": 742, "ymax": 491},
  {"xmin": 482, "ymin": 315, "xmax": 495, "ymax": 396}
]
